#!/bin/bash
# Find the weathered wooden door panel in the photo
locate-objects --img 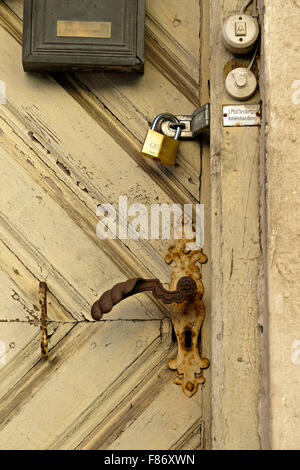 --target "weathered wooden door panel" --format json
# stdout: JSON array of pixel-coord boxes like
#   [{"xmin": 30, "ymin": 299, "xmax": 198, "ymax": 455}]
[{"xmin": 0, "ymin": 0, "xmax": 210, "ymax": 450}]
